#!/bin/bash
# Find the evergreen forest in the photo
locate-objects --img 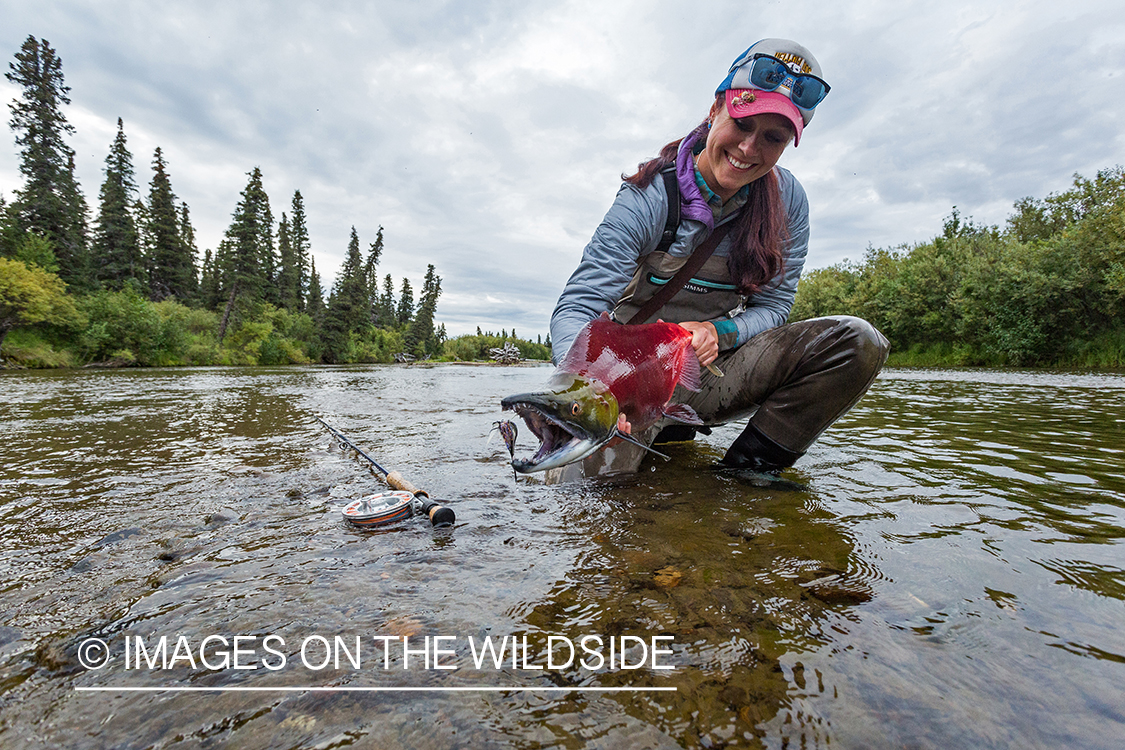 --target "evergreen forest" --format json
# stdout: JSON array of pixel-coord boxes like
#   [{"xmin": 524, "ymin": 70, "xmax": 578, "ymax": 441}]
[
  {"xmin": 0, "ymin": 35, "xmax": 550, "ymax": 368},
  {"xmin": 3, "ymin": 35, "xmax": 1122, "ymax": 371}
]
